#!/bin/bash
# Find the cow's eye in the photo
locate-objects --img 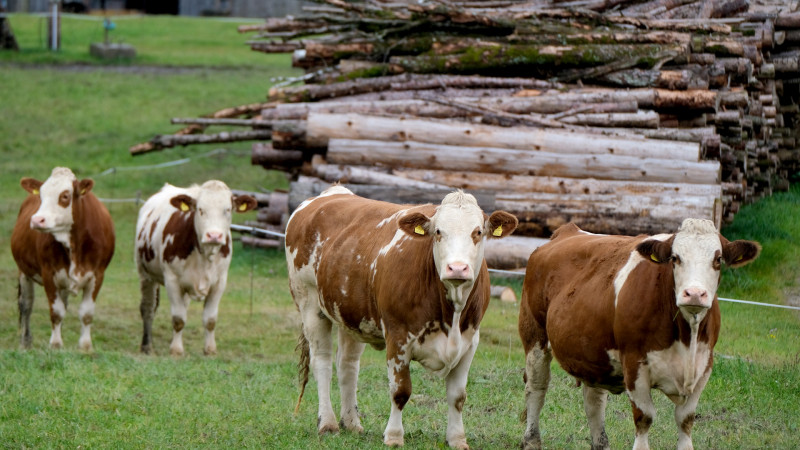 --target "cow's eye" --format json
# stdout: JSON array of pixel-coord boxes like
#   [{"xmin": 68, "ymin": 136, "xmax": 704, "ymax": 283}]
[
  {"xmin": 477, "ymin": 229, "xmax": 482, "ymax": 236},
  {"xmin": 716, "ymin": 256, "xmax": 723, "ymax": 265},
  {"xmin": 435, "ymin": 229, "xmax": 441, "ymax": 236},
  {"xmin": 671, "ymin": 255, "xmax": 681, "ymax": 264}
]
